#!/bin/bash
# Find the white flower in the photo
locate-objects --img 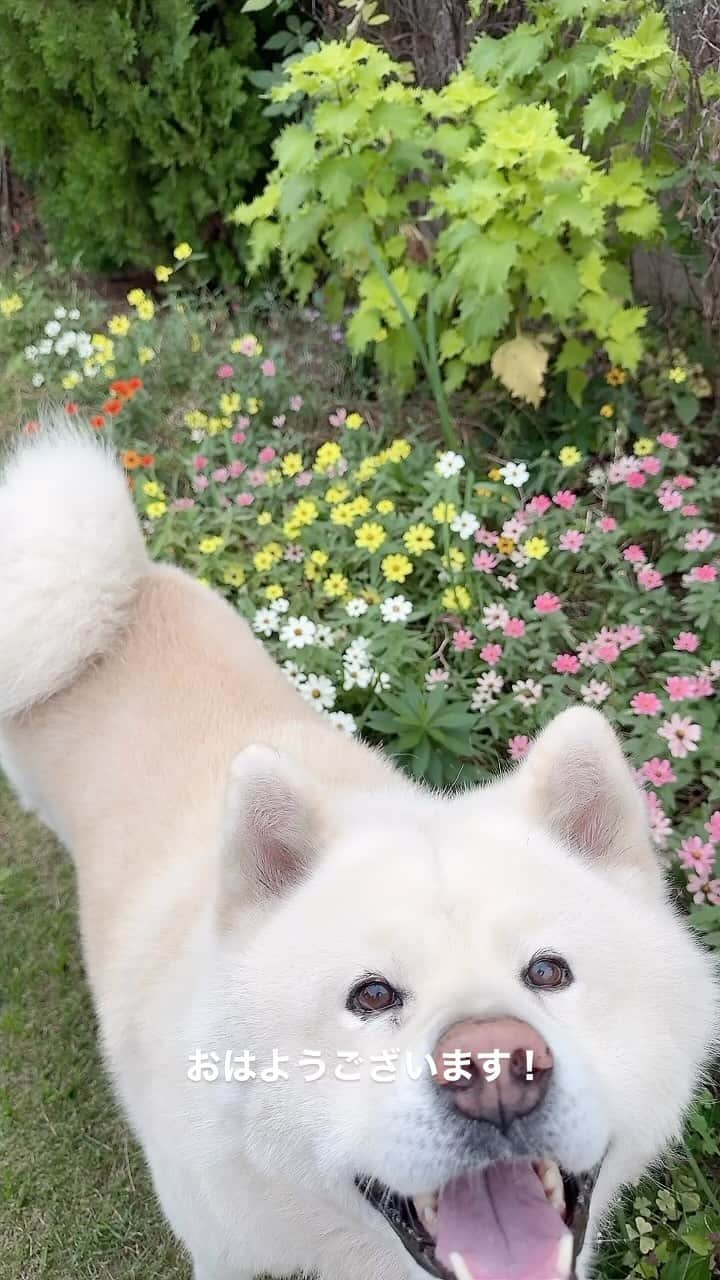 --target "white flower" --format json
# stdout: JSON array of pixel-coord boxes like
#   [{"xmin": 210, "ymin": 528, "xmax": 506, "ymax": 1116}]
[
  {"xmin": 253, "ymin": 607, "xmax": 280, "ymax": 637},
  {"xmin": 482, "ymin": 603, "xmax": 510, "ymax": 631},
  {"xmin": 344, "ymin": 637, "xmax": 371, "ymax": 664},
  {"xmin": 315, "ymin": 624, "xmax": 335, "ymax": 649},
  {"xmin": 190, "ymin": 428, "xmax": 205, "ymax": 443},
  {"xmin": 68, "ymin": 307, "xmax": 81, "ymax": 321},
  {"xmin": 301, "ymin": 674, "xmax": 337, "ymax": 710},
  {"xmin": 280, "ymin": 615, "xmax": 317, "ymax": 650},
  {"xmin": 270, "ymin": 596, "xmax": 290, "ymax": 614},
  {"xmin": 435, "ymin": 450, "xmax": 465, "ymax": 478},
  {"xmin": 54, "ymin": 306, "xmax": 67, "ymax": 320},
  {"xmin": 499, "ymin": 461, "xmax": 529, "ymax": 487},
  {"xmin": 451, "ymin": 511, "xmax": 480, "ymax": 541},
  {"xmin": 380, "ymin": 595, "xmax": 412, "ymax": 623},
  {"xmin": 343, "ymin": 661, "xmax": 374, "ymax": 691},
  {"xmin": 44, "ymin": 320, "xmax": 61, "ymax": 338},
  {"xmin": 31, "ymin": 372, "xmax": 45, "ymax": 387},
  {"xmin": 499, "ymin": 572, "xmax": 519, "ymax": 591},
  {"xmin": 581, "ymin": 679, "xmax": 611, "ymax": 706},
  {"xmin": 377, "ymin": 671, "xmax": 391, "ymax": 691},
  {"xmin": 588, "ymin": 465, "xmax": 606, "ymax": 488},
  {"xmin": 38, "ymin": 339, "xmax": 53, "ymax": 355},
  {"xmin": 345, "ymin": 597, "xmax": 368, "ymax": 618},
  {"xmin": 328, "ymin": 710, "xmax": 357, "ymax": 735},
  {"xmin": 476, "ymin": 671, "xmax": 503, "ymax": 696},
  {"xmin": 512, "ymin": 679, "xmax": 543, "ymax": 707},
  {"xmin": 84, "ymin": 364, "xmax": 99, "ymax": 378},
  {"xmin": 24, "ymin": 344, "xmax": 39, "ymax": 362},
  {"xmin": 471, "ymin": 688, "xmax": 498, "ymax": 712},
  {"xmin": 283, "ymin": 660, "xmax": 301, "ymax": 678}
]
